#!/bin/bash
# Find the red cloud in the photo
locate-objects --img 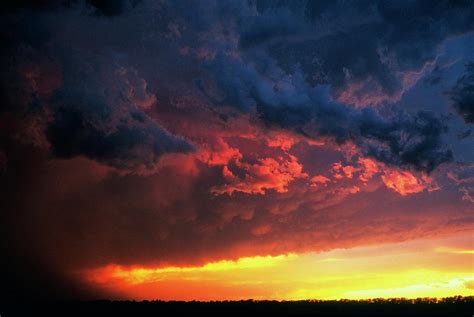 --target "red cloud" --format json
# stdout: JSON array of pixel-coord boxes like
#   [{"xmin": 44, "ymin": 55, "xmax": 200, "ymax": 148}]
[
  {"xmin": 328, "ymin": 156, "xmax": 441, "ymax": 197},
  {"xmin": 381, "ymin": 169, "xmax": 437, "ymax": 196},
  {"xmin": 211, "ymin": 154, "xmax": 307, "ymax": 195},
  {"xmin": 251, "ymin": 224, "xmax": 272, "ymax": 236},
  {"xmin": 358, "ymin": 158, "xmax": 379, "ymax": 182},
  {"xmin": 198, "ymin": 137, "xmax": 243, "ymax": 166},
  {"xmin": 310, "ymin": 175, "xmax": 331, "ymax": 187}
]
